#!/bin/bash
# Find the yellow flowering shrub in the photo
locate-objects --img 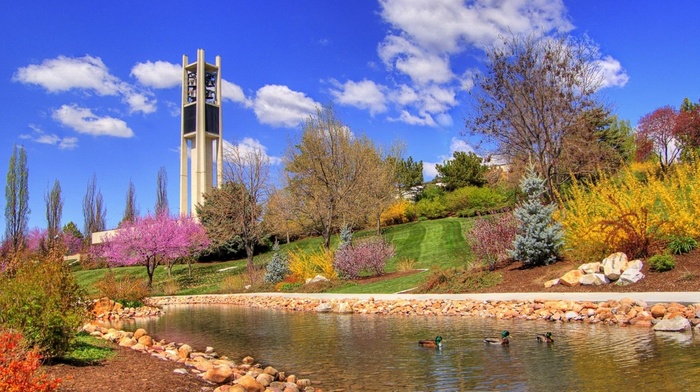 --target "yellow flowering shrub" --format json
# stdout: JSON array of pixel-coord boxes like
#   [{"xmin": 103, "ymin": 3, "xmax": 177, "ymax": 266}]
[
  {"xmin": 287, "ymin": 246, "xmax": 337, "ymax": 281},
  {"xmin": 558, "ymin": 162, "xmax": 700, "ymax": 261},
  {"xmin": 380, "ymin": 200, "xmax": 415, "ymax": 226}
]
